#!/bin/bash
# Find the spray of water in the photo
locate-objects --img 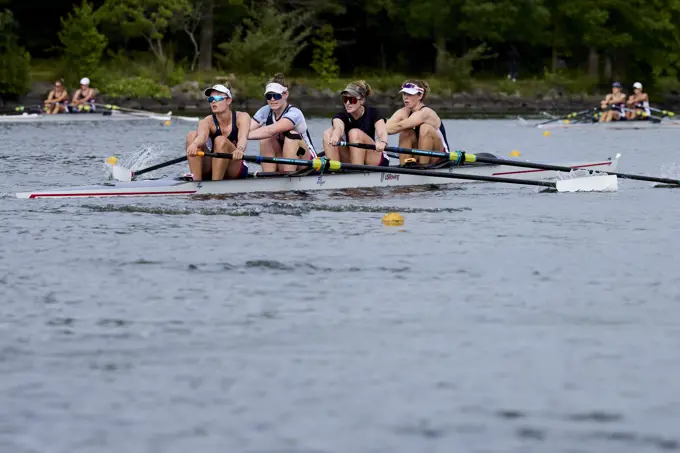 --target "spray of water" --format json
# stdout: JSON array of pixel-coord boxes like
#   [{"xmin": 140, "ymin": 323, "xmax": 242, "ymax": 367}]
[{"xmin": 103, "ymin": 144, "xmax": 169, "ymax": 180}]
